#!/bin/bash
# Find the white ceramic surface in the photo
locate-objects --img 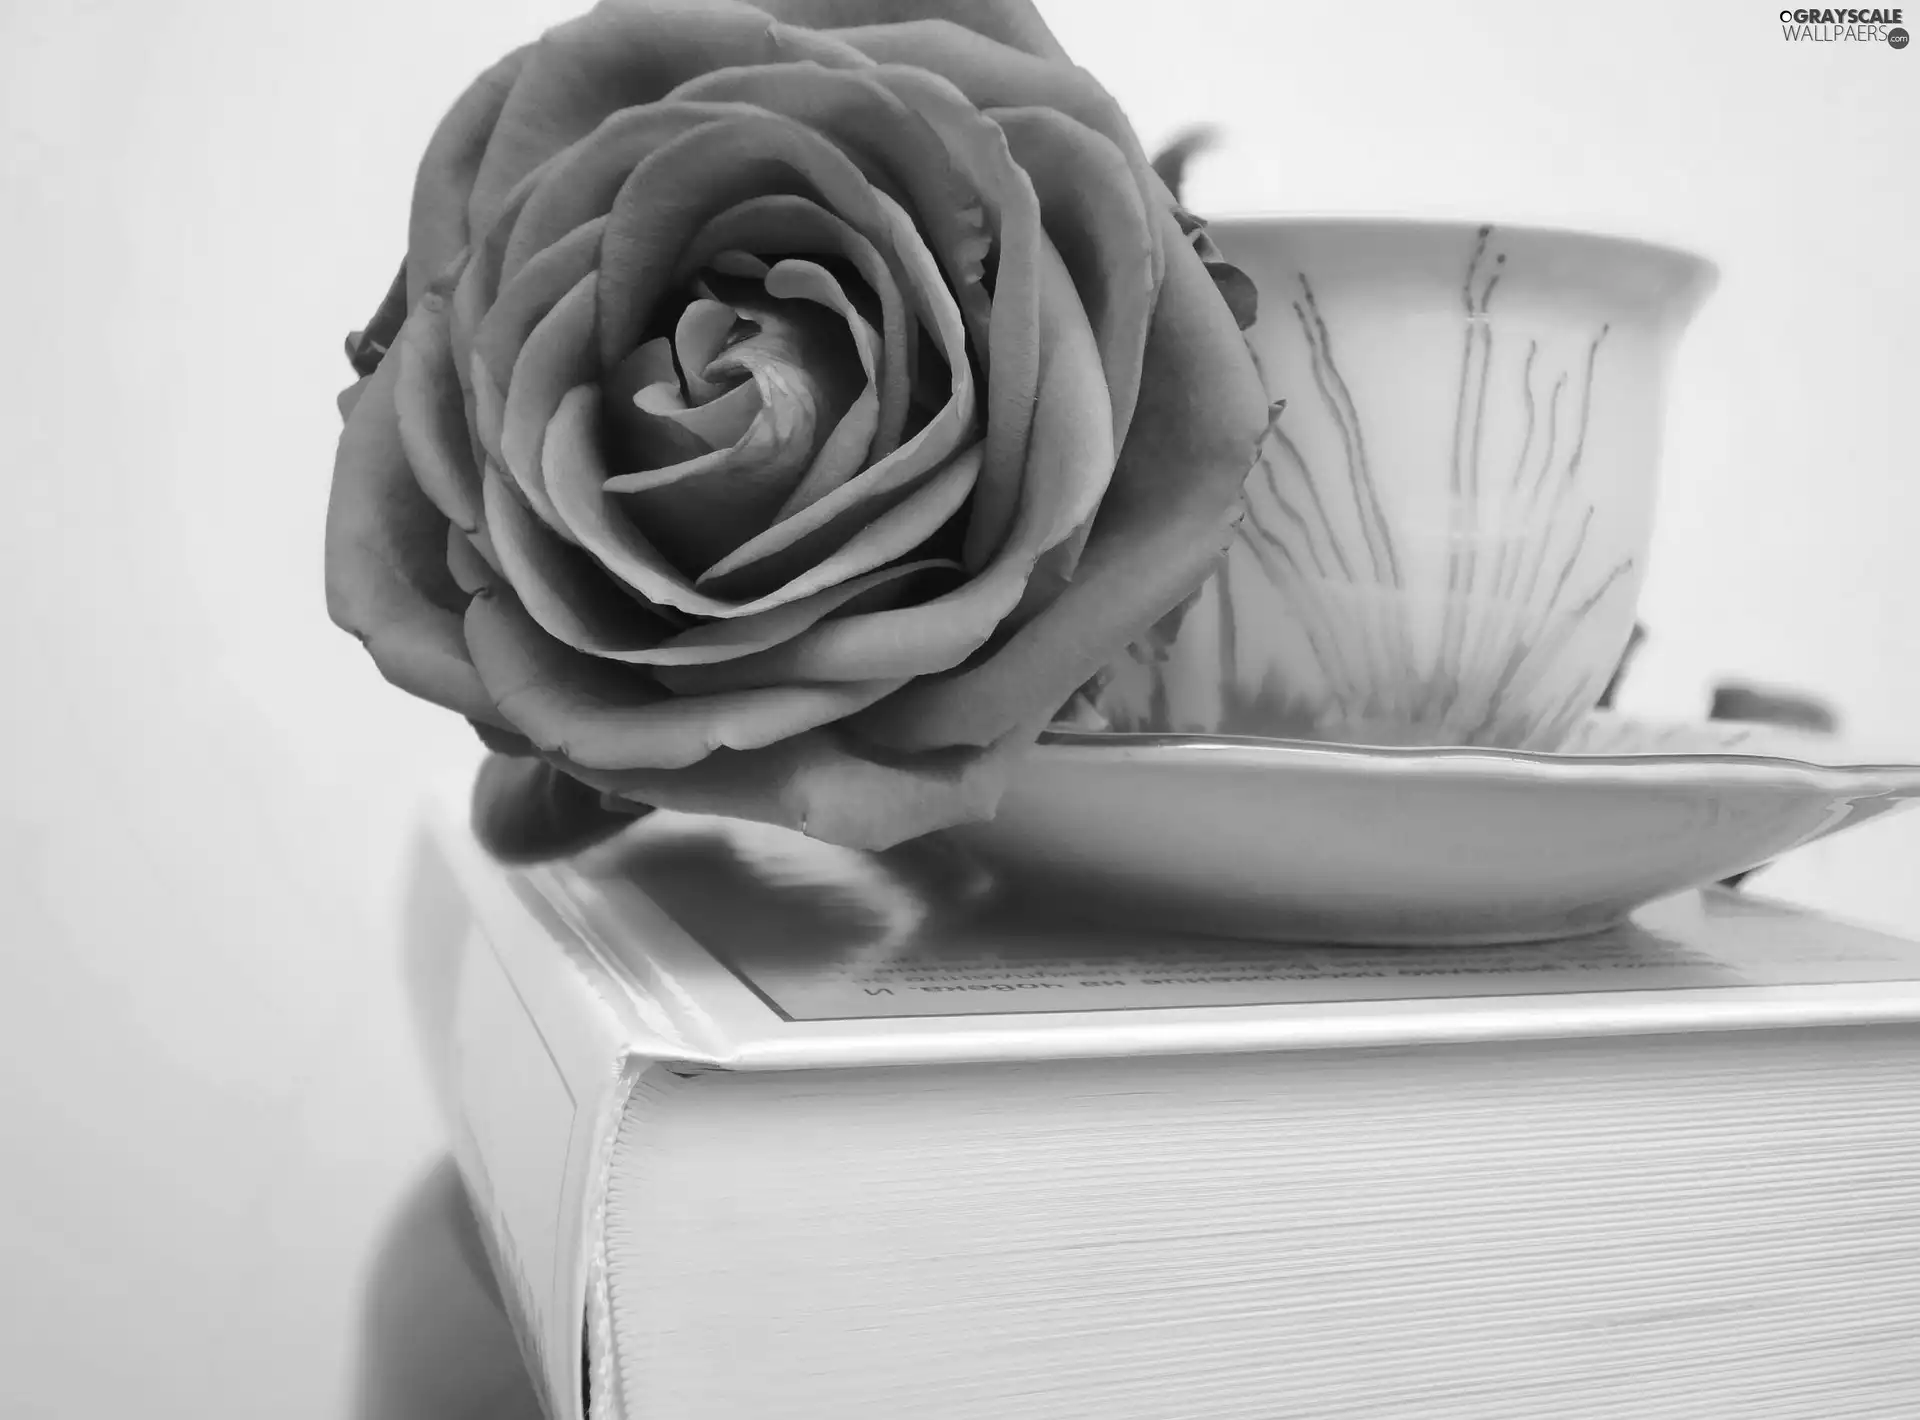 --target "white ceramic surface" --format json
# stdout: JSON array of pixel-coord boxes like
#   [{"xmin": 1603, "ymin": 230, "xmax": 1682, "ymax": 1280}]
[
  {"xmin": 946, "ymin": 715, "xmax": 1920, "ymax": 946},
  {"xmin": 1086, "ymin": 218, "xmax": 1717, "ymax": 751}
]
